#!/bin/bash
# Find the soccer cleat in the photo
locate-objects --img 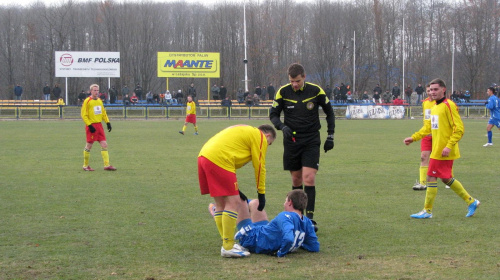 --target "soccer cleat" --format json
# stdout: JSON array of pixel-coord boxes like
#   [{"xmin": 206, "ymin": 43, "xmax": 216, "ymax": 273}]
[
  {"xmin": 178, "ymin": 131, "xmax": 184, "ymax": 135},
  {"xmin": 311, "ymin": 219, "xmax": 318, "ymax": 233},
  {"xmin": 483, "ymin": 143, "xmax": 493, "ymax": 147},
  {"xmin": 208, "ymin": 203, "xmax": 216, "ymax": 217},
  {"xmin": 82, "ymin": 166, "xmax": 95, "ymax": 171},
  {"xmin": 410, "ymin": 210, "xmax": 432, "ymax": 219},
  {"xmin": 466, "ymin": 199, "xmax": 480, "ymax": 217},
  {"xmin": 233, "ymin": 243, "xmax": 249, "ymax": 253},
  {"xmin": 412, "ymin": 180, "xmax": 427, "ymax": 190},
  {"xmin": 221, "ymin": 244, "xmax": 250, "ymax": 258},
  {"xmin": 104, "ymin": 165, "xmax": 117, "ymax": 171},
  {"xmin": 194, "ymin": 132, "xmax": 199, "ymax": 135}
]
